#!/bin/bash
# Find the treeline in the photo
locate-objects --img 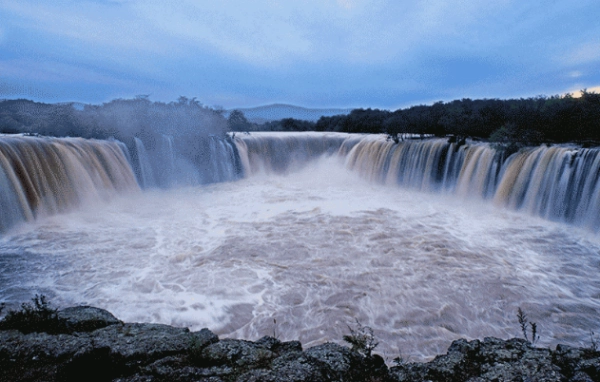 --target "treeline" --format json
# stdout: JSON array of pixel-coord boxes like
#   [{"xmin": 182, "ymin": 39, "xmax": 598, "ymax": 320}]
[
  {"xmin": 240, "ymin": 91, "xmax": 600, "ymax": 147},
  {"xmin": 0, "ymin": 96, "xmax": 228, "ymax": 142},
  {"xmin": 226, "ymin": 109, "xmax": 316, "ymax": 132},
  {"xmin": 316, "ymin": 91, "xmax": 600, "ymax": 145},
  {"xmin": 3, "ymin": 91, "xmax": 600, "ymax": 147}
]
